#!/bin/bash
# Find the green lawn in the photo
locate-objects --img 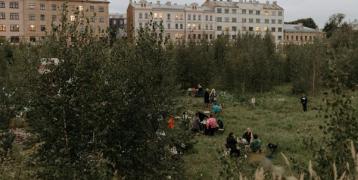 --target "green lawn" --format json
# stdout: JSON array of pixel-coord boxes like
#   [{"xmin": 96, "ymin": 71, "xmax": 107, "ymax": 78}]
[{"xmin": 181, "ymin": 85, "xmax": 355, "ymax": 179}]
